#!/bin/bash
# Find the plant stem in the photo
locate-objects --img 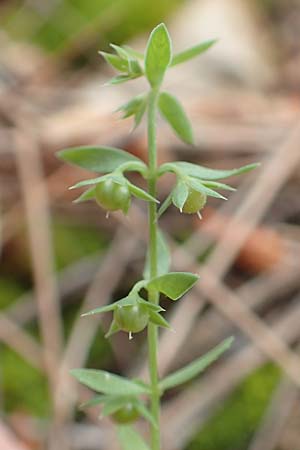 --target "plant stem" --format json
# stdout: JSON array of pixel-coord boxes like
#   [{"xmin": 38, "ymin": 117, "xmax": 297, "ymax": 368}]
[{"xmin": 147, "ymin": 87, "xmax": 160, "ymax": 450}]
